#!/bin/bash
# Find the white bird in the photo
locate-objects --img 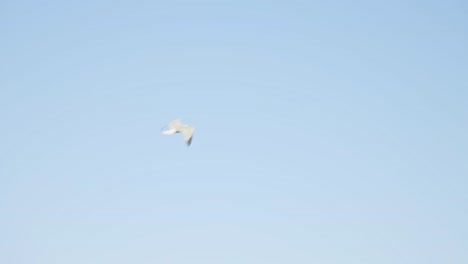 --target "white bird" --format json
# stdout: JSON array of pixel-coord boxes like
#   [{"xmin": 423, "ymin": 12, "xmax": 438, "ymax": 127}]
[{"xmin": 161, "ymin": 119, "xmax": 195, "ymax": 146}]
